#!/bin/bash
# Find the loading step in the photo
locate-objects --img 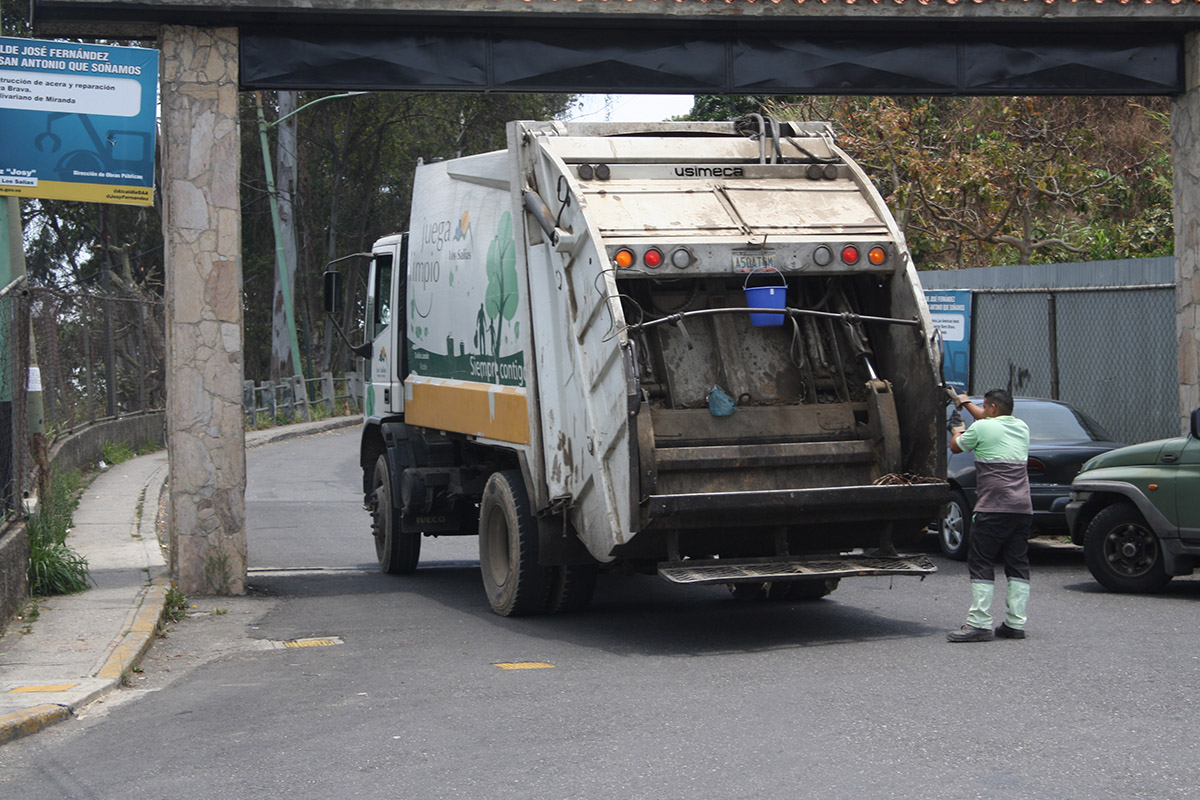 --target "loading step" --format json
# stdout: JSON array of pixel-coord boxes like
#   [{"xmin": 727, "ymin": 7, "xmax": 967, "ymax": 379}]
[{"xmin": 658, "ymin": 554, "xmax": 937, "ymax": 585}]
